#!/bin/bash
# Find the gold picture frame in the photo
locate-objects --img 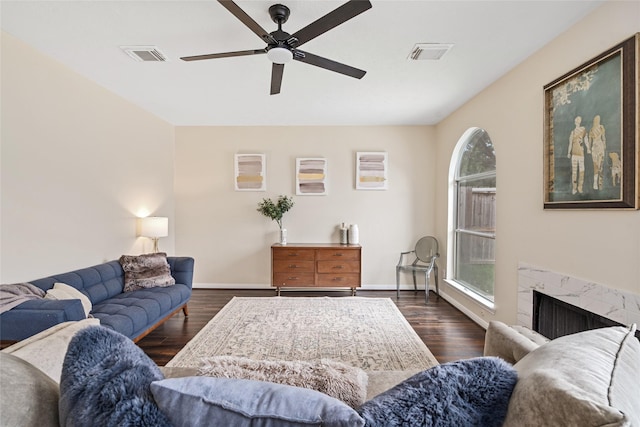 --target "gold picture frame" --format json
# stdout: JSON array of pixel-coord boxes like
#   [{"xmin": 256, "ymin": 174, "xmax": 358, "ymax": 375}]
[{"xmin": 543, "ymin": 33, "xmax": 638, "ymax": 209}]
